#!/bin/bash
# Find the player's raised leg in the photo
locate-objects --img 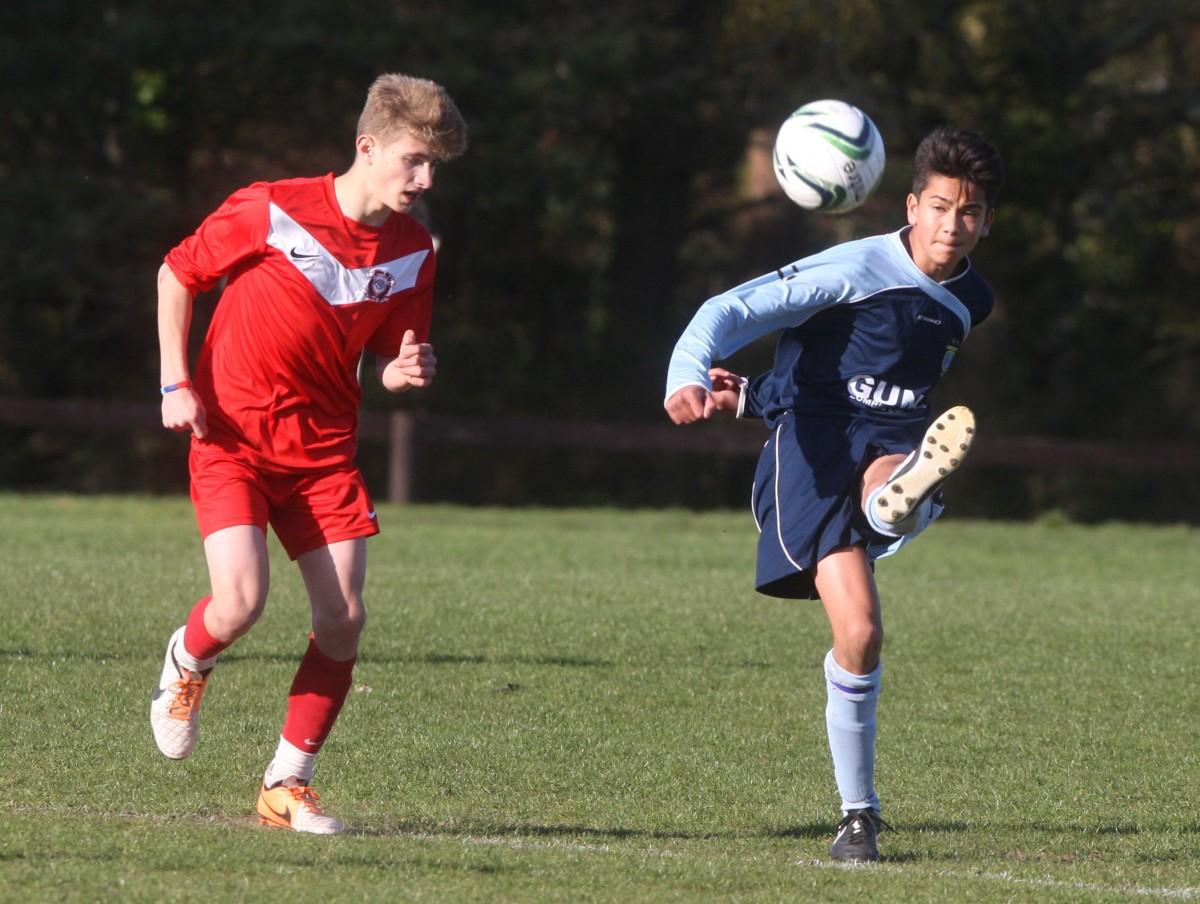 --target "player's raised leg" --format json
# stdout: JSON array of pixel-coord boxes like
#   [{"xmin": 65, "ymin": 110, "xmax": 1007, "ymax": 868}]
[
  {"xmin": 865, "ymin": 406, "xmax": 976, "ymax": 537},
  {"xmin": 813, "ymin": 546, "xmax": 886, "ymax": 862},
  {"xmin": 256, "ymin": 537, "xmax": 366, "ymax": 835},
  {"xmin": 151, "ymin": 525, "xmax": 269, "ymax": 758}
]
